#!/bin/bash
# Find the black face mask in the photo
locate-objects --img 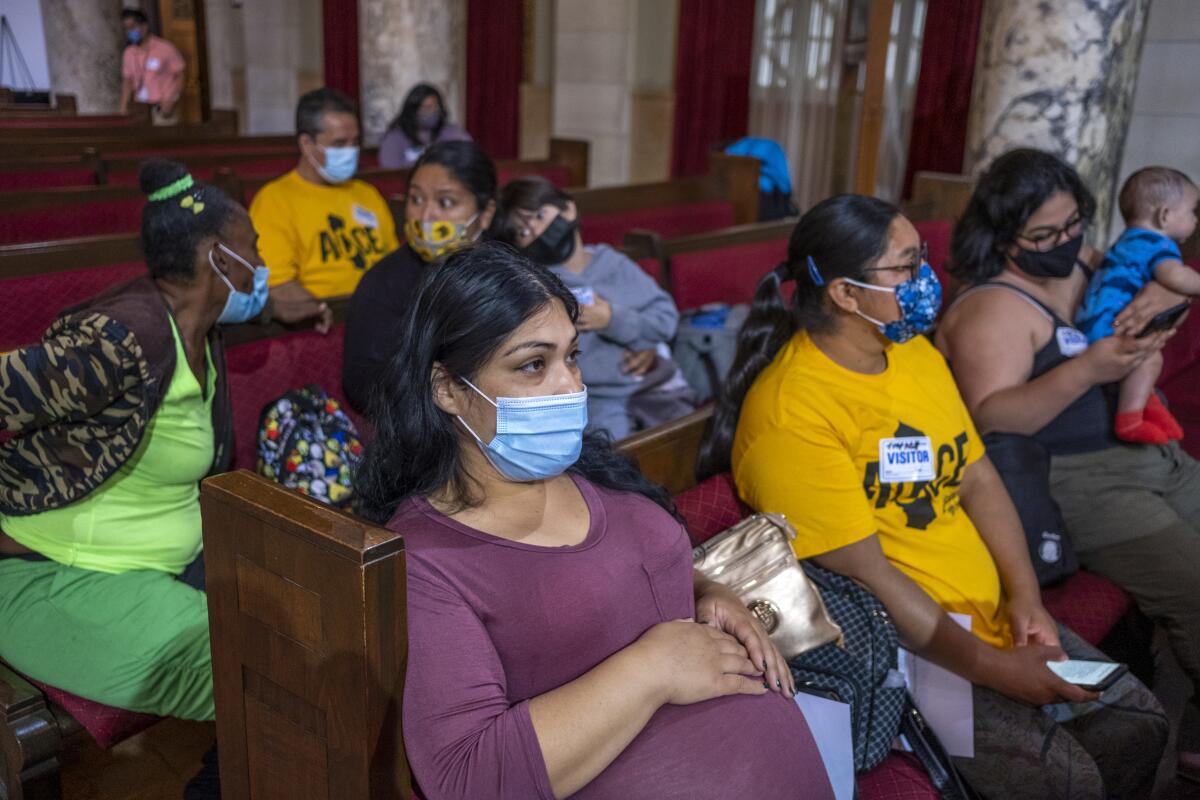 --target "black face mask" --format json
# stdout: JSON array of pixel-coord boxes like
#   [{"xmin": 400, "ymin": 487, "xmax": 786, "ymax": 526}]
[
  {"xmin": 1012, "ymin": 233, "xmax": 1084, "ymax": 279},
  {"xmin": 522, "ymin": 214, "xmax": 578, "ymax": 266}
]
